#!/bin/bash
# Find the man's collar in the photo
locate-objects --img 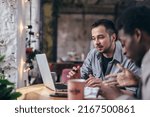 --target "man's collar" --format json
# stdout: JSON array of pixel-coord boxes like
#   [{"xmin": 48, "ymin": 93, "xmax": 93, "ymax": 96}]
[{"xmin": 113, "ymin": 41, "xmax": 122, "ymax": 63}]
